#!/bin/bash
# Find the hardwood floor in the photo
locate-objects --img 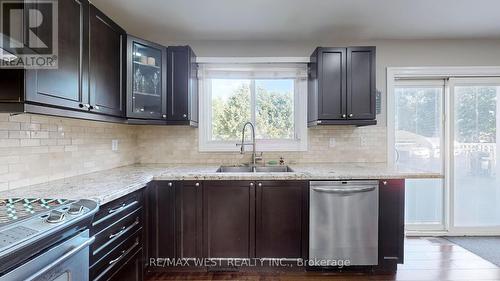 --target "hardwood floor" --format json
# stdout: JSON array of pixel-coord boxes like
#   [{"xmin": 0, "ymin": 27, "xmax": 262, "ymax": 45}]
[{"xmin": 146, "ymin": 237, "xmax": 500, "ymax": 281}]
